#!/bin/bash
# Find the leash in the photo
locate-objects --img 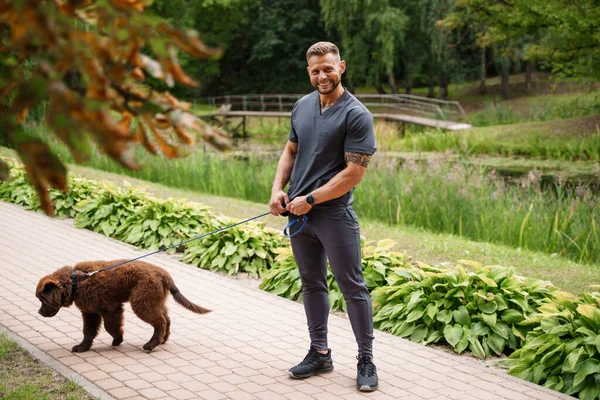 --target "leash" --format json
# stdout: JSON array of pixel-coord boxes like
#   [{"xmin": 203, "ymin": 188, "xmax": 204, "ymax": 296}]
[{"xmin": 81, "ymin": 208, "xmax": 307, "ymax": 278}]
